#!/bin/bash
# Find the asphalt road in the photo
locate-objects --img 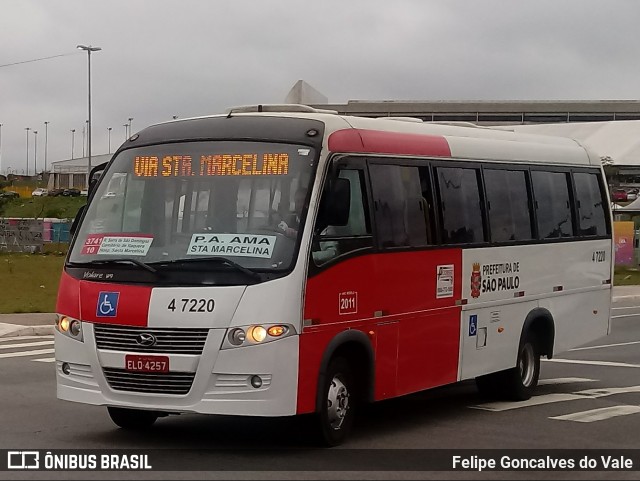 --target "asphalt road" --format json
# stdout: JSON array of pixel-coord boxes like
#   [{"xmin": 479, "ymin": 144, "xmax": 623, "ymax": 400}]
[{"xmin": 0, "ymin": 315, "xmax": 639, "ymax": 480}]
